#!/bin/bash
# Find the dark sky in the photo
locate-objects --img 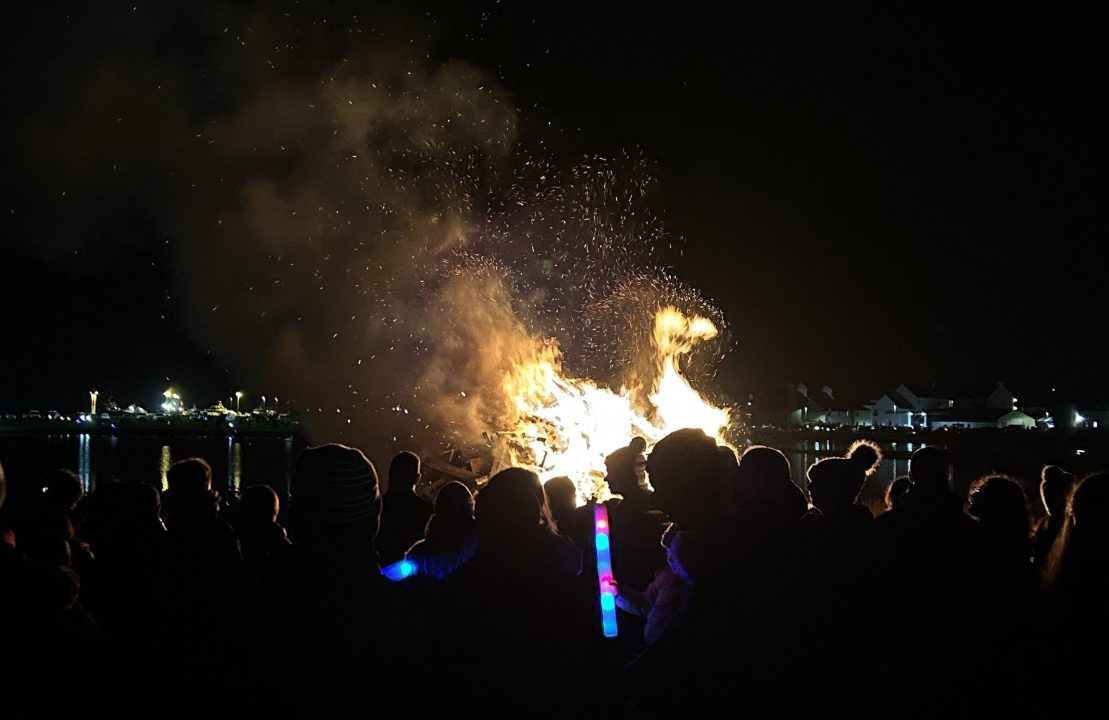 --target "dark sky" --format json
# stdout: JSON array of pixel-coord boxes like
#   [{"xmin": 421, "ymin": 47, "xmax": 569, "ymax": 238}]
[{"xmin": 2, "ymin": 2, "xmax": 1106, "ymax": 428}]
